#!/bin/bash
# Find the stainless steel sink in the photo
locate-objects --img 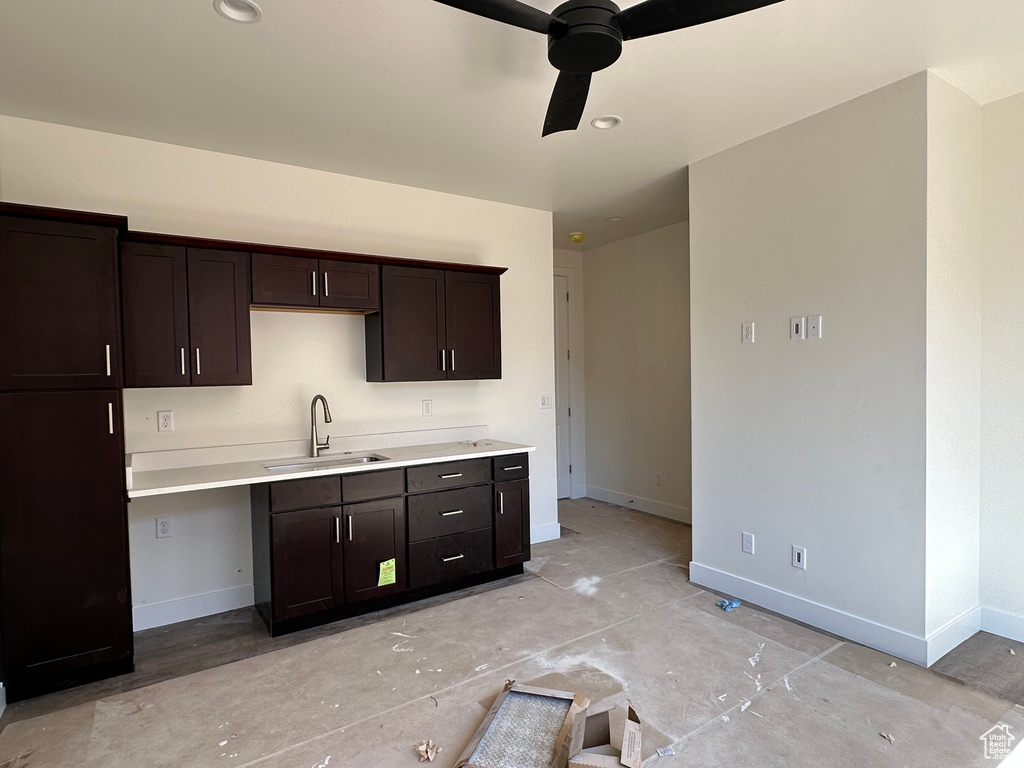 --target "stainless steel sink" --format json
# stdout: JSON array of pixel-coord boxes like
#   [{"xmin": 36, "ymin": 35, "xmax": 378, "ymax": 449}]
[{"xmin": 263, "ymin": 453, "xmax": 390, "ymax": 472}]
